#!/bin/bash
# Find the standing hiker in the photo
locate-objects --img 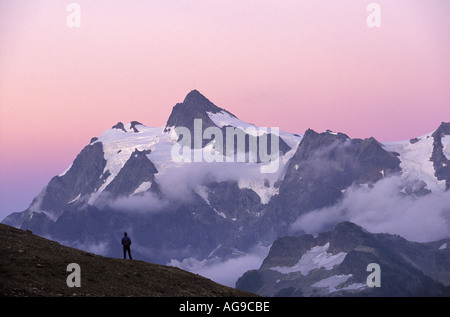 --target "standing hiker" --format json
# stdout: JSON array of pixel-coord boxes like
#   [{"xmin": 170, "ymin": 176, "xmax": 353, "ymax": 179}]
[{"xmin": 121, "ymin": 232, "xmax": 132, "ymax": 260}]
